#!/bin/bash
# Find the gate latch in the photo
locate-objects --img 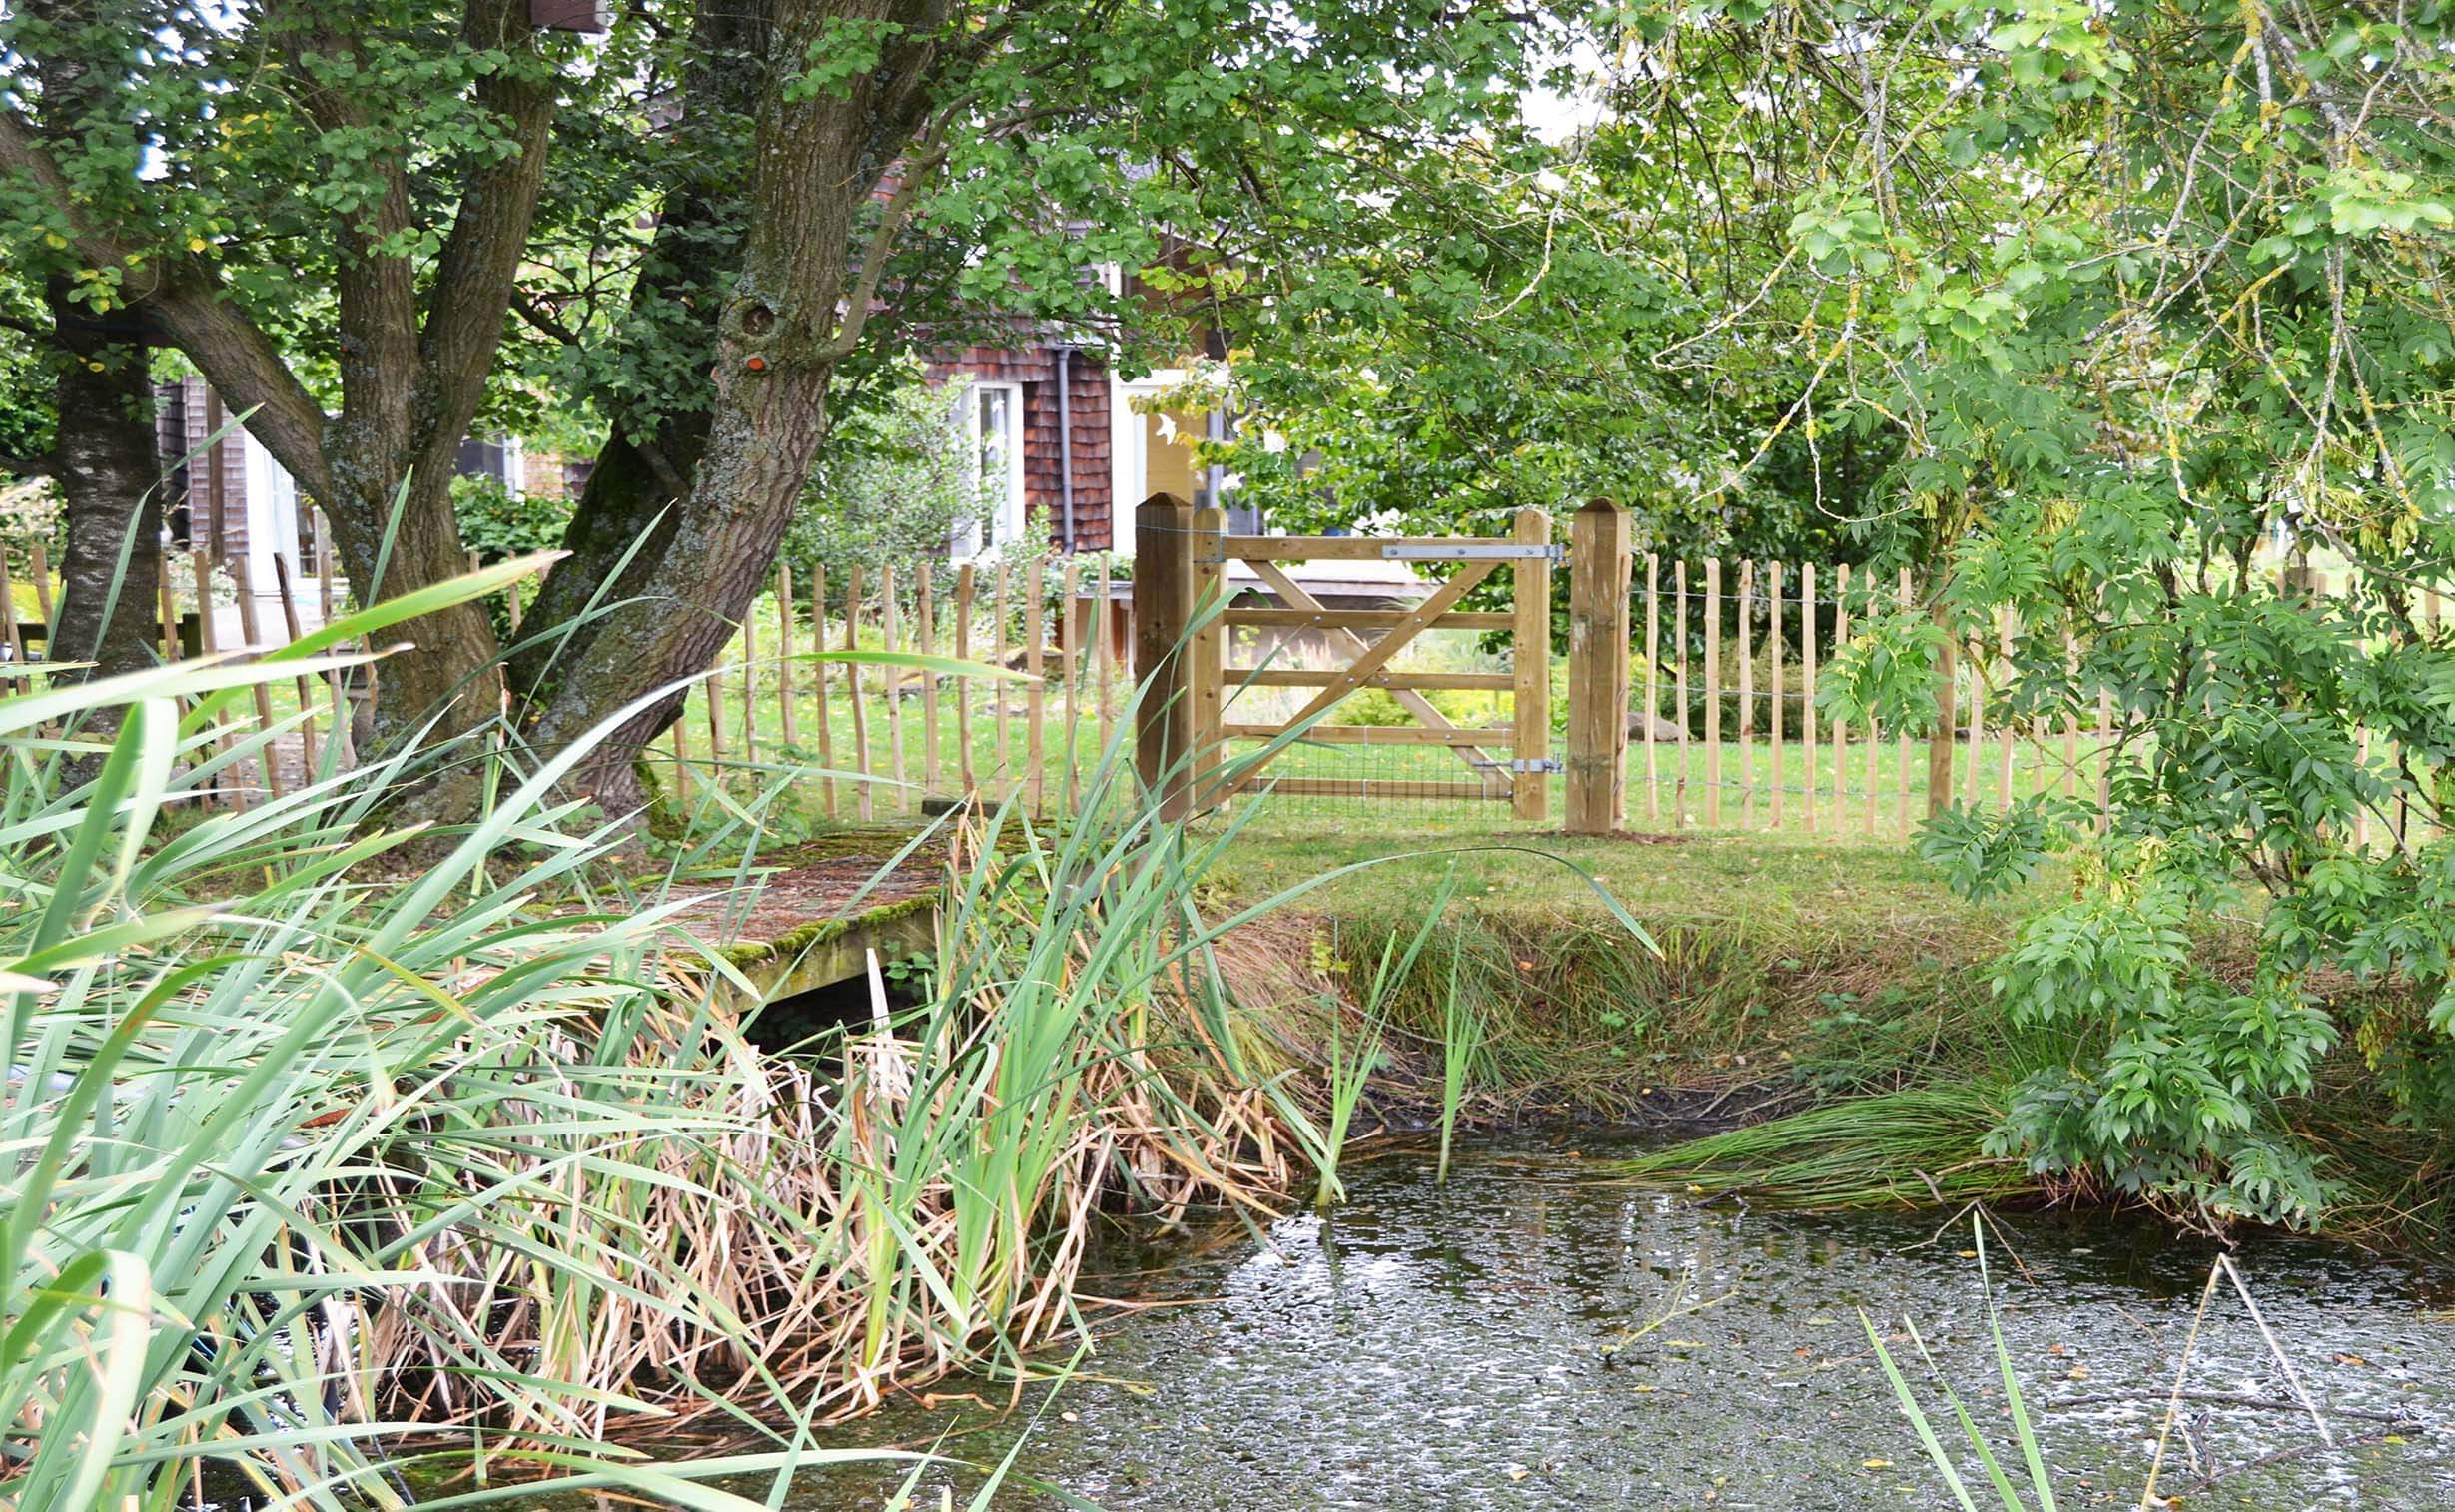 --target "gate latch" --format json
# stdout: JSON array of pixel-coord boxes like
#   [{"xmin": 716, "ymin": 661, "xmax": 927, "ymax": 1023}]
[{"xmin": 1508, "ymin": 758, "xmax": 1564, "ymax": 774}]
